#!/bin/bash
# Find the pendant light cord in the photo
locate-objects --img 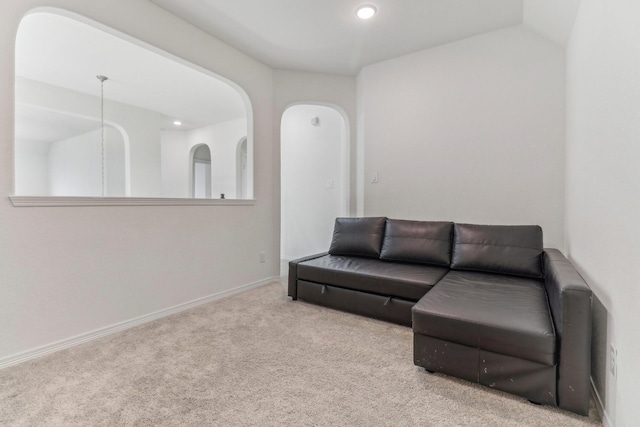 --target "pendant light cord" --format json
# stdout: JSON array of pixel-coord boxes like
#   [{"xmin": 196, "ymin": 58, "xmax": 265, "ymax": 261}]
[{"xmin": 97, "ymin": 75, "xmax": 108, "ymax": 197}]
